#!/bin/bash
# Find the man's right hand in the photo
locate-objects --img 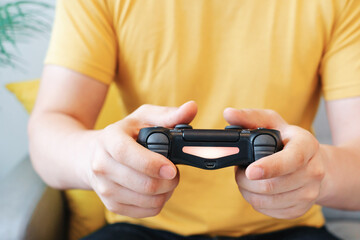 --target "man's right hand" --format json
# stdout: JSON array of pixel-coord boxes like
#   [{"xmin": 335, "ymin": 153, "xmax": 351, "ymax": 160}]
[
  {"xmin": 87, "ymin": 101, "xmax": 197, "ymax": 218},
  {"xmin": 29, "ymin": 65, "xmax": 197, "ymax": 219}
]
